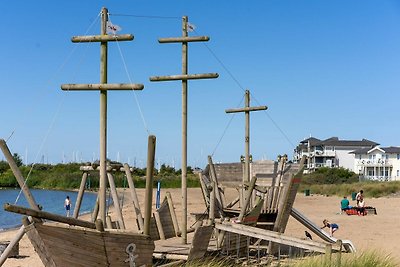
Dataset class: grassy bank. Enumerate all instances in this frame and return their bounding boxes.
[0,162,200,190]
[298,181,400,198]
[299,167,400,198]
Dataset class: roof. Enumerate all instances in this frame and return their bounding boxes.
[351,146,400,154]
[312,137,379,147]
[299,137,321,145]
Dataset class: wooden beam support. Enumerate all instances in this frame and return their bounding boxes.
[73,172,88,218]
[71,34,134,43]
[61,83,144,91]
[150,73,218,82]
[158,36,209,43]
[0,139,40,211]
[4,203,96,229]
[225,106,268,113]
[143,135,156,236]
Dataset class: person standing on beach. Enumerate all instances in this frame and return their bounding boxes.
[356,190,364,206]
[64,196,71,217]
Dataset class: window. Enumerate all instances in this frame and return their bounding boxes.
[397,154,400,160]
[359,155,362,160]
[397,170,400,177]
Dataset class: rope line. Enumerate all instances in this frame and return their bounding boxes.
[15,94,68,204]
[109,13,180,20]
[211,94,245,156]
[252,95,296,149]
[194,29,247,93]
[193,28,296,151]
[109,17,151,135]
[14,13,101,205]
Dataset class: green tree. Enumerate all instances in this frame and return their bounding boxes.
[13,153,23,167]
[0,160,9,174]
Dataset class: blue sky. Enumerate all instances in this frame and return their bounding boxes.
[1,1,400,168]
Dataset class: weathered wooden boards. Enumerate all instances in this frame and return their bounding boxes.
[153,225,213,261]
[215,222,332,254]
[24,221,154,267]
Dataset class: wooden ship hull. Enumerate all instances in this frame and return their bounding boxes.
[24,220,154,267]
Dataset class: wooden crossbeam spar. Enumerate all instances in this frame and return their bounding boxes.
[225,106,268,113]
[150,73,219,82]
[71,34,134,43]
[4,203,97,229]
[61,83,144,91]
[158,36,209,43]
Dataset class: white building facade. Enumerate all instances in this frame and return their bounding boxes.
[294,137,378,173]
[352,146,400,181]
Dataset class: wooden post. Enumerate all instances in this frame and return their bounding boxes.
[61,7,143,225]
[123,163,144,231]
[225,91,267,185]
[143,135,156,236]
[107,173,125,229]
[98,7,108,225]
[95,219,105,232]
[325,244,332,265]
[0,139,39,210]
[106,215,113,229]
[238,176,257,222]
[91,196,99,222]
[181,16,189,244]
[336,239,343,266]
[208,156,224,215]
[149,17,218,244]
[73,172,88,218]
[209,178,216,223]
[0,225,25,265]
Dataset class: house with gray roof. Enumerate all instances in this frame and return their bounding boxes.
[351,146,400,181]
[294,137,379,173]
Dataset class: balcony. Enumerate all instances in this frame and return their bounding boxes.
[314,150,335,157]
[357,159,392,167]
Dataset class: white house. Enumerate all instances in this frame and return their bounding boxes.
[351,146,400,181]
[294,137,378,173]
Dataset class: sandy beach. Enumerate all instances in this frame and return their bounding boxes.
[1,188,399,266]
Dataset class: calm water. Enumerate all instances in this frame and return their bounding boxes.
[0,189,97,230]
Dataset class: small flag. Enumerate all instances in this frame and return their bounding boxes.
[107,21,121,35]
[187,22,196,32]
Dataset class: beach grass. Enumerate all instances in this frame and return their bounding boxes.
[299,181,400,198]
[179,251,397,267]
[289,250,397,267]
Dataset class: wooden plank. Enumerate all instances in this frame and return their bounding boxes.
[5,203,96,229]
[187,225,213,260]
[149,73,219,82]
[166,191,181,236]
[154,210,165,240]
[71,34,134,43]
[61,83,143,91]
[158,36,210,43]
[24,223,57,267]
[215,222,327,253]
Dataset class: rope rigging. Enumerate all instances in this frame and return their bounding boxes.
[108,16,151,136]
[13,12,101,205]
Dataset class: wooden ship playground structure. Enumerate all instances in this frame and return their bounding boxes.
[0,7,355,267]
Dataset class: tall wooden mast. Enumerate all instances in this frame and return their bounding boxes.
[61,7,144,224]
[225,90,267,184]
[150,16,218,243]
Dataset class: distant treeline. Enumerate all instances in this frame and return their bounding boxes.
[0,153,200,189]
